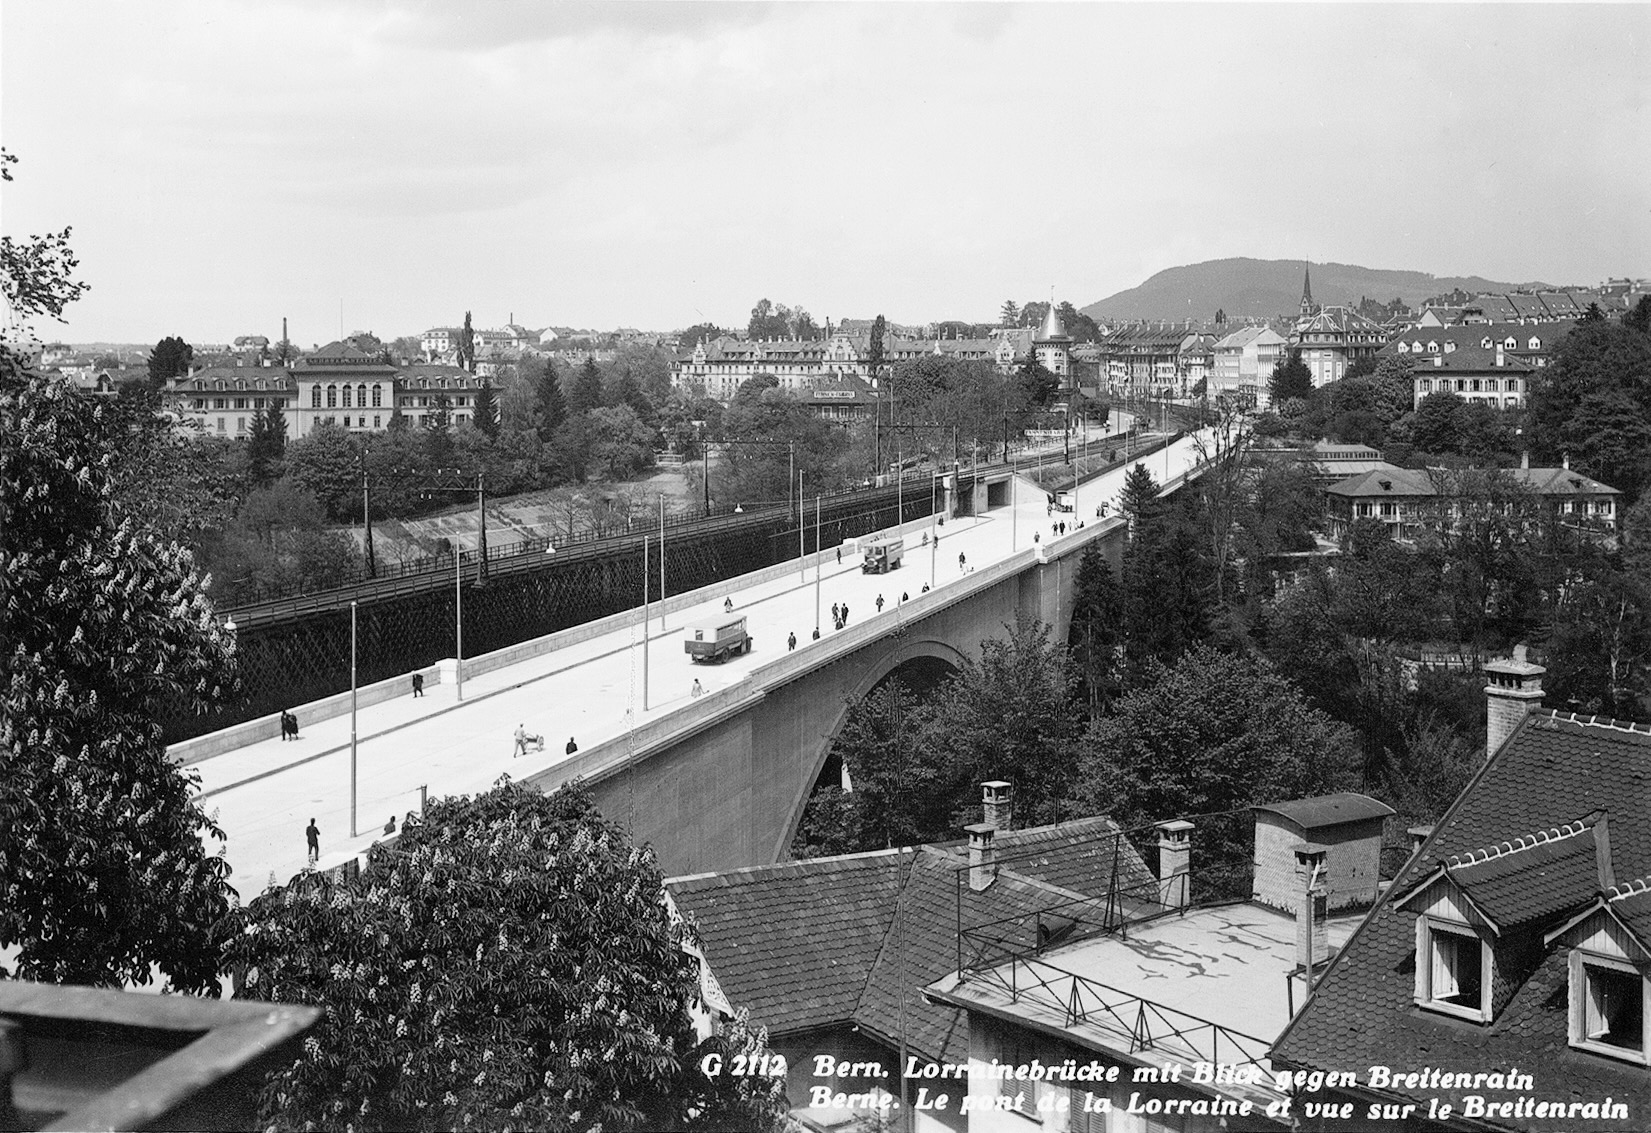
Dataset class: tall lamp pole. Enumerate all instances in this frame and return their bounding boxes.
[454,545,464,702]
[814,495,822,636]
[349,600,358,837]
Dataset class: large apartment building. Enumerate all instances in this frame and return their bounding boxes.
[159,340,490,439]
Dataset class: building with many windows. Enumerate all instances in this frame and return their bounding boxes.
[1323,461,1621,545]
[1383,320,1575,410]
[670,329,1032,404]
[1272,652,1651,1130]
[158,341,492,439]
[1210,325,1288,408]
[1290,305,1387,388]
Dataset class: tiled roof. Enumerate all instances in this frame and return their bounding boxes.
[669,851,904,1036]
[1324,467,1436,498]
[1435,815,1609,930]
[1273,711,1651,1127]
[853,848,1089,1062]
[668,818,1152,1060]
[1509,467,1620,496]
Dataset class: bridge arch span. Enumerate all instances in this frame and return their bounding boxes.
[775,637,967,861]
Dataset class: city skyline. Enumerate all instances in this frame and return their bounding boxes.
[3,1,1648,343]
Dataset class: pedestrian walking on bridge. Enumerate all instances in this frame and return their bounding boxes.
[305,819,319,864]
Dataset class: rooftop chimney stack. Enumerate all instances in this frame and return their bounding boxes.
[966,824,997,892]
[1484,644,1545,759]
[982,781,1013,832]
[1156,820,1195,909]
[1295,843,1330,990]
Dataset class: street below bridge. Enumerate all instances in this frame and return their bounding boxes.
[182,427,1217,895]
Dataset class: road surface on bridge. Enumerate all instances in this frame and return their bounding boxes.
[186,428,1216,895]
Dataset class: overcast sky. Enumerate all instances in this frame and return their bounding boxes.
[3,1,1648,345]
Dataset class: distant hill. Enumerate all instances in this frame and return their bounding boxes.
[1082,258,1553,322]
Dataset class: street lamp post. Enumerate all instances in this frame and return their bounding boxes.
[349,599,358,838]
[454,545,464,702]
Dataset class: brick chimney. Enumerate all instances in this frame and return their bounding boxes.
[966,824,997,892]
[982,781,1013,831]
[1295,842,1329,990]
[1156,820,1194,909]
[1408,824,1434,857]
[1484,644,1545,759]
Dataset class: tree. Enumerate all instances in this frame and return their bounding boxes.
[1068,644,1357,831]
[747,299,791,340]
[679,322,723,350]
[1268,348,1313,405]
[1,350,238,991]
[1410,390,1466,454]
[931,617,1082,827]
[246,400,287,484]
[584,404,655,480]
[1067,545,1124,718]
[535,357,567,442]
[147,335,194,388]
[1000,300,1020,328]
[457,310,476,373]
[1118,464,1159,529]
[225,780,787,1132]
[867,314,886,385]
[1119,494,1217,676]
[793,681,949,856]
[1016,352,1059,409]
[571,357,604,417]
[424,392,454,466]
[0,149,90,334]
[285,422,361,521]
[473,379,500,440]
[1527,315,1651,502]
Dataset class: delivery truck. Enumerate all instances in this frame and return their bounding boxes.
[684,616,752,663]
[861,535,905,574]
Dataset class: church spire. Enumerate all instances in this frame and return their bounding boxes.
[1301,261,1317,316]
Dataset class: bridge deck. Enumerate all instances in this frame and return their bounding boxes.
[181,432,1215,895]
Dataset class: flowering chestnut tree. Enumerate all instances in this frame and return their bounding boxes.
[225,780,788,1132]
[0,347,239,991]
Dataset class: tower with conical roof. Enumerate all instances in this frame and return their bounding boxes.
[1300,262,1318,317]
[1033,301,1072,384]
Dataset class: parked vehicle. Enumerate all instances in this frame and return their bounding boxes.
[861,535,904,574]
[685,616,752,663]
[1054,490,1076,513]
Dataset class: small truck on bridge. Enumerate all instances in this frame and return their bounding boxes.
[861,535,904,574]
[685,616,752,663]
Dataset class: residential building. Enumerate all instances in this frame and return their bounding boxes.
[1272,650,1651,1131]
[670,329,1031,404]
[667,785,1156,1132]
[232,334,270,356]
[1211,325,1288,409]
[1034,303,1073,386]
[421,326,459,358]
[1095,325,1189,398]
[1323,462,1621,544]
[924,794,1392,1131]
[1381,320,1574,410]
[1289,305,1387,388]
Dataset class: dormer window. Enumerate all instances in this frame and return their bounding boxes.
[1417,917,1493,1022]
[1481,337,1493,349]
[1504,337,1518,350]
[1529,337,1542,350]
[1570,952,1648,1064]
[1427,341,1439,354]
